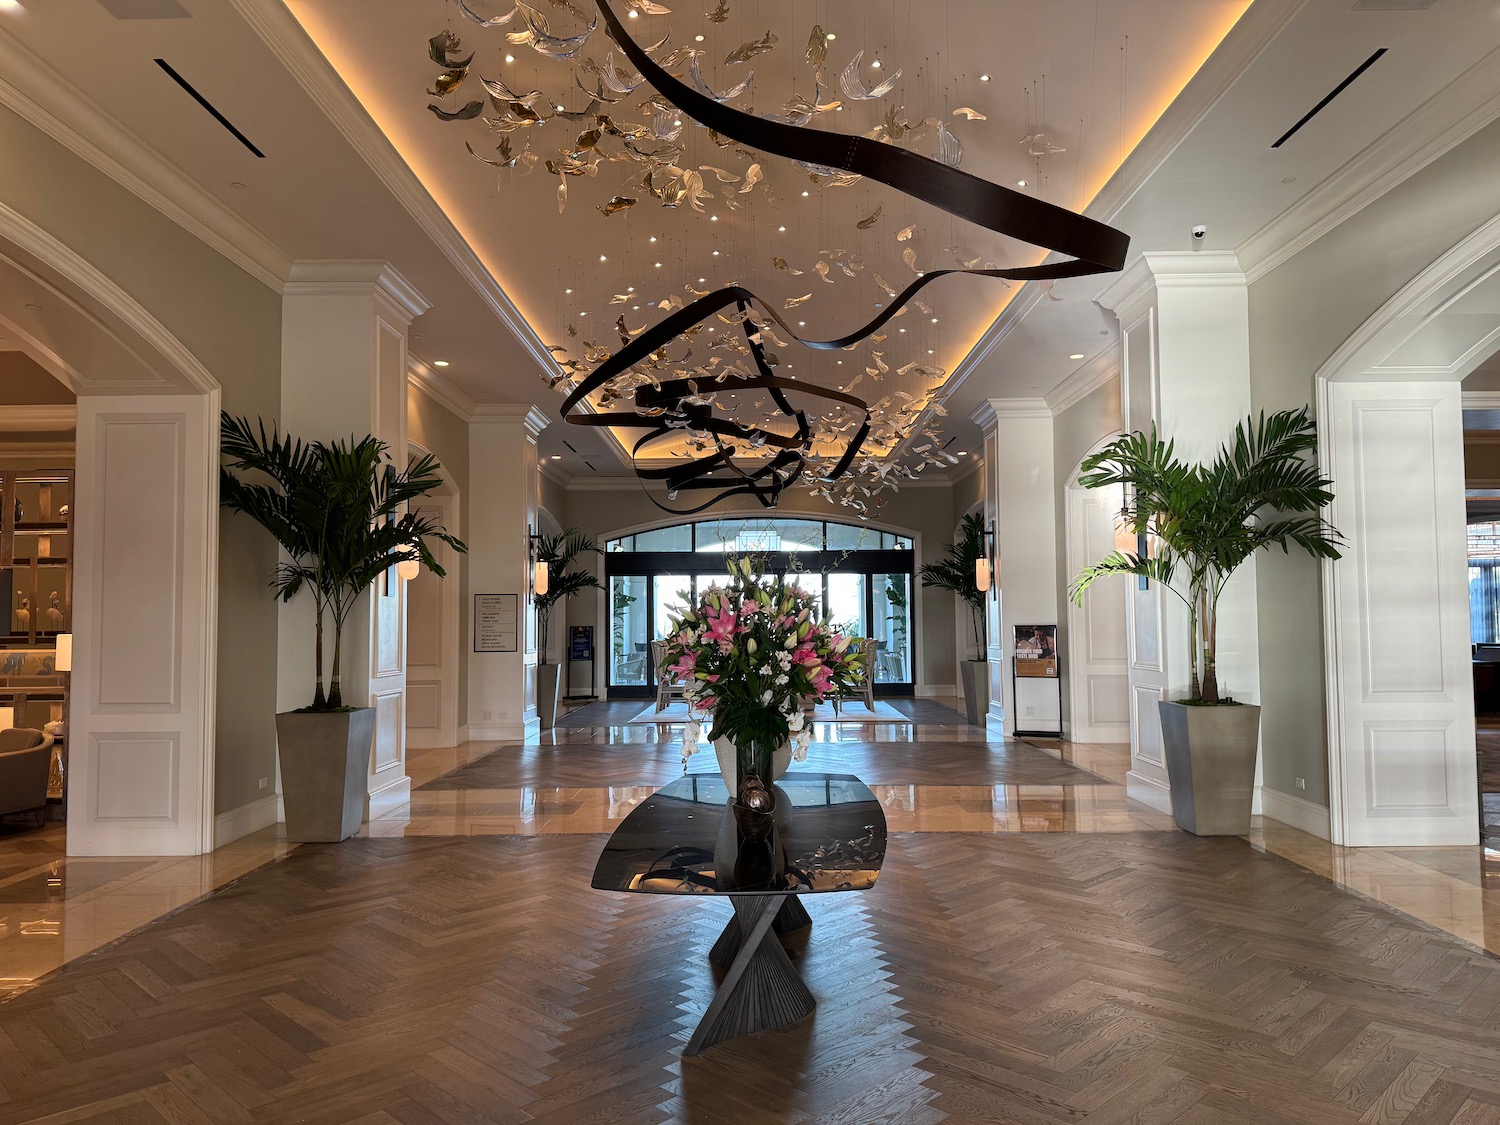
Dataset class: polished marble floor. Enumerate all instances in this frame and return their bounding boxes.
[2,696,1498,1009]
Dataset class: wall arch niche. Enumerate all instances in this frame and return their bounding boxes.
[0,206,220,856]
[1318,214,1500,847]
[597,513,920,701]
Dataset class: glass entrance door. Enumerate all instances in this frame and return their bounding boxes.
[609,575,649,690]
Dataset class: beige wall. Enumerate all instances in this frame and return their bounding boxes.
[561,482,960,694]
[0,103,283,818]
[1248,116,1500,808]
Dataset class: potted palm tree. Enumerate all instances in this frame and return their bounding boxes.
[220,415,465,842]
[533,528,601,729]
[919,512,989,725]
[1069,407,1340,835]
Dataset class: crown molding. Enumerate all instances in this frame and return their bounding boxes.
[1239,44,1500,285]
[232,0,558,378]
[284,260,430,320]
[471,403,551,438]
[0,27,290,292]
[0,441,74,469]
[0,404,75,432]
[1463,391,1500,410]
[406,358,477,422]
[987,397,1053,421]
[538,460,574,488]
[1045,347,1120,417]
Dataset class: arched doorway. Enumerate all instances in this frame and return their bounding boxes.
[0,206,220,856]
[600,515,917,700]
[1318,215,1500,847]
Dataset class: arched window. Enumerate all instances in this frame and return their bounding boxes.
[604,516,915,699]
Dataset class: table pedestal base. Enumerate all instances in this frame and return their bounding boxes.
[686,894,814,1056]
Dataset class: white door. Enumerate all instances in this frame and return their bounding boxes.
[1066,483,1130,742]
[1323,379,1478,846]
[68,394,218,855]
[405,494,458,749]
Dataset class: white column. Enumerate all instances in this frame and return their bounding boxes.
[279,261,429,819]
[466,405,546,741]
[69,392,220,855]
[1096,252,1261,811]
[973,400,1059,738]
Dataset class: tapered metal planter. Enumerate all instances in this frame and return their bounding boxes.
[959,659,990,727]
[1157,701,1261,836]
[275,708,374,843]
[537,664,562,729]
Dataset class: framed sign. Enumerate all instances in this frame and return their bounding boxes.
[473,594,519,653]
[569,625,594,661]
[1013,624,1058,678]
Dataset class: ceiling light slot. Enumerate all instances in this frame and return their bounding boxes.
[154,59,265,157]
[1270,48,1387,149]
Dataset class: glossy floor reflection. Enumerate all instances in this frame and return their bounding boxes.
[4,696,1500,1006]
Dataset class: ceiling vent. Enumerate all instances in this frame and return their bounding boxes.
[1352,0,1434,9]
[96,0,189,17]
[1271,48,1387,148]
[154,59,265,157]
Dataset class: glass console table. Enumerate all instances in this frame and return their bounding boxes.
[592,771,887,1055]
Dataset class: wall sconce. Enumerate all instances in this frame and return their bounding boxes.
[528,526,549,598]
[54,633,72,673]
[395,554,420,582]
[975,521,997,597]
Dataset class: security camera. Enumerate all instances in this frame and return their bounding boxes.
[1191,225,1207,240]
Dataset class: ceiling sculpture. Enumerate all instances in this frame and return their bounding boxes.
[420,0,1129,513]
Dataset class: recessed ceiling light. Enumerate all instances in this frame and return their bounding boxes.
[836,359,843,365]
[550,455,562,460]
[627,285,635,291]
[778,225,786,232]
[627,8,637,15]
[798,321,806,326]
[1017,179,1027,188]
[979,73,990,82]
[654,262,662,268]
[930,317,939,323]
[711,214,718,221]
[1281,175,1297,184]
[674,119,682,127]
[505,54,515,63]
[633,304,641,310]
[698,277,706,282]
[229,181,246,190]
[899,327,906,333]
[870,59,882,69]
[649,235,657,242]
[928,349,935,354]
[712,250,720,255]
[801,191,810,197]
[580,311,588,316]
[957,451,968,456]
[555,104,565,111]
[599,254,607,262]
[1069,353,1085,360]
[826,32,836,40]
[432,360,450,367]
[564,288,573,293]
[695,33,704,41]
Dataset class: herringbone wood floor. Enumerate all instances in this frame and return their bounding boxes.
[4,831,1500,1124]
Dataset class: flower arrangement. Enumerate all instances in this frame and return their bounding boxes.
[661,557,865,786]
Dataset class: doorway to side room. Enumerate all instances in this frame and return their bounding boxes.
[403,443,461,751]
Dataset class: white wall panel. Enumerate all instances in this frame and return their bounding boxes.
[69,394,217,855]
[1325,381,1477,846]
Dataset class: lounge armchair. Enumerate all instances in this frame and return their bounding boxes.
[0,727,54,828]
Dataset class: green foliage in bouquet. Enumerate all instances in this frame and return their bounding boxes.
[660,557,865,784]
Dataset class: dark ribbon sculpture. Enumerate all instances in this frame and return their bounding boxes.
[561,0,1131,512]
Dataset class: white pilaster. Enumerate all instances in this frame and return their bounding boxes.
[1096,252,1261,811]
[279,260,429,819]
[466,405,547,741]
[974,400,1059,738]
